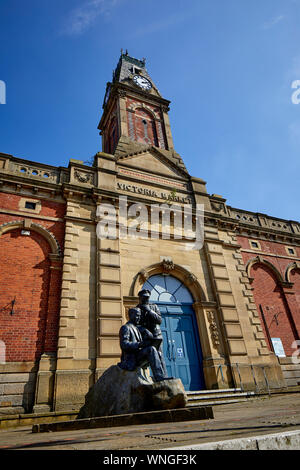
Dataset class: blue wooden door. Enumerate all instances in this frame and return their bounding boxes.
[159,303,205,390]
[142,275,205,391]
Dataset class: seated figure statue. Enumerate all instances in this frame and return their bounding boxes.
[136,289,168,376]
[118,307,169,382]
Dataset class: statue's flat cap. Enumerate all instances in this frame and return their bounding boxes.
[138,289,151,297]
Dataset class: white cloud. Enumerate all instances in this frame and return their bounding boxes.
[62,0,118,36]
[262,14,285,30]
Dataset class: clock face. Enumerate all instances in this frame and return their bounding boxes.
[133,75,152,91]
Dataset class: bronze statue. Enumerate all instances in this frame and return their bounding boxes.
[118,306,169,382]
[136,289,168,376]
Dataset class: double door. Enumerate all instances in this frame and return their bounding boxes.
[158,303,205,391]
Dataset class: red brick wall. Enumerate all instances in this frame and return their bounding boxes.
[0,193,65,362]
[290,268,300,308]
[134,108,158,146]
[0,193,65,248]
[238,235,300,356]
[250,263,296,355]
[0,228,52,361]
[126,97,167,149]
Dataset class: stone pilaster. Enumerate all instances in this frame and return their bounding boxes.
[204,236,247,359]
[53,193,97,410]
[96,227,123,379]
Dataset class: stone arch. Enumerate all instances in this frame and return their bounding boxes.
[247,256,298,356]
[285,261,300,283]
[0,220,62,257]
[127,102,159,120]
[0,219,62,366]
[130,260,207,303]
[246,256,284,284]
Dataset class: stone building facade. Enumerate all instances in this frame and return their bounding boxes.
[0,53,300,414]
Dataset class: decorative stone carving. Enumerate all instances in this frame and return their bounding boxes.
[161,259,174,273]
[207,311,220,348]
[211,202,224,213]
[117,89,127,98]
[184,273,197,285]
[74,170,94,185]
[138,269,149,283]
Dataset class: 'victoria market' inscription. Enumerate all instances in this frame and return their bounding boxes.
[117,182,192,204]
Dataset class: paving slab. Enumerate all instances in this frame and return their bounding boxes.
[0,394,300,450]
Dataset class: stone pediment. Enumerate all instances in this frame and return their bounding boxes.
[117,146,189,180]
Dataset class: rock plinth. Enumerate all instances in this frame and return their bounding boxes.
[77,365,187,419]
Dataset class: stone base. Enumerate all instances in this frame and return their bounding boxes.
[77,365,187,419]
[33,406,214,433]
[32,404,51,414]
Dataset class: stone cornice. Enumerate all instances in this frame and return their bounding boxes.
[1,154,299,244]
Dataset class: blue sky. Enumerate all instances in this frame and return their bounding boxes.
[0,0,299,220]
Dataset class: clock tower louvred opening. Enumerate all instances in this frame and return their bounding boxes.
[98,51,182,160]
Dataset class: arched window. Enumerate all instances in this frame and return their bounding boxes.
[142,274,194,303]
[135,108,158,146]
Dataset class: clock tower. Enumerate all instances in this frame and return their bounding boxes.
[98,51,187,173]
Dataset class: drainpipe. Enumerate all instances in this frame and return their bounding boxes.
[259,304,275,354]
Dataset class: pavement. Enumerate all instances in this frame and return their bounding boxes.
[1,393,300,450]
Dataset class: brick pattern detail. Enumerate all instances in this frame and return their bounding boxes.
[0,193,64,363]
[250,264,296,356]
[238,235,300,356]
[290,268,300,299]
[0,229,60,361]
[0,192,65,220]
[126,97,166,149]
[0,193,65,249]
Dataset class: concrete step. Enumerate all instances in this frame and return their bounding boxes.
[186,388,242,396]
[187,397,252,407]
[187,391,255,402]
[186,388,256,407]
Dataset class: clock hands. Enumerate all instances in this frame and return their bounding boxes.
[133,74,152,90]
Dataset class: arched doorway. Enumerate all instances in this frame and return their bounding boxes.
[250,263,297,356]
[142,274,205,391]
